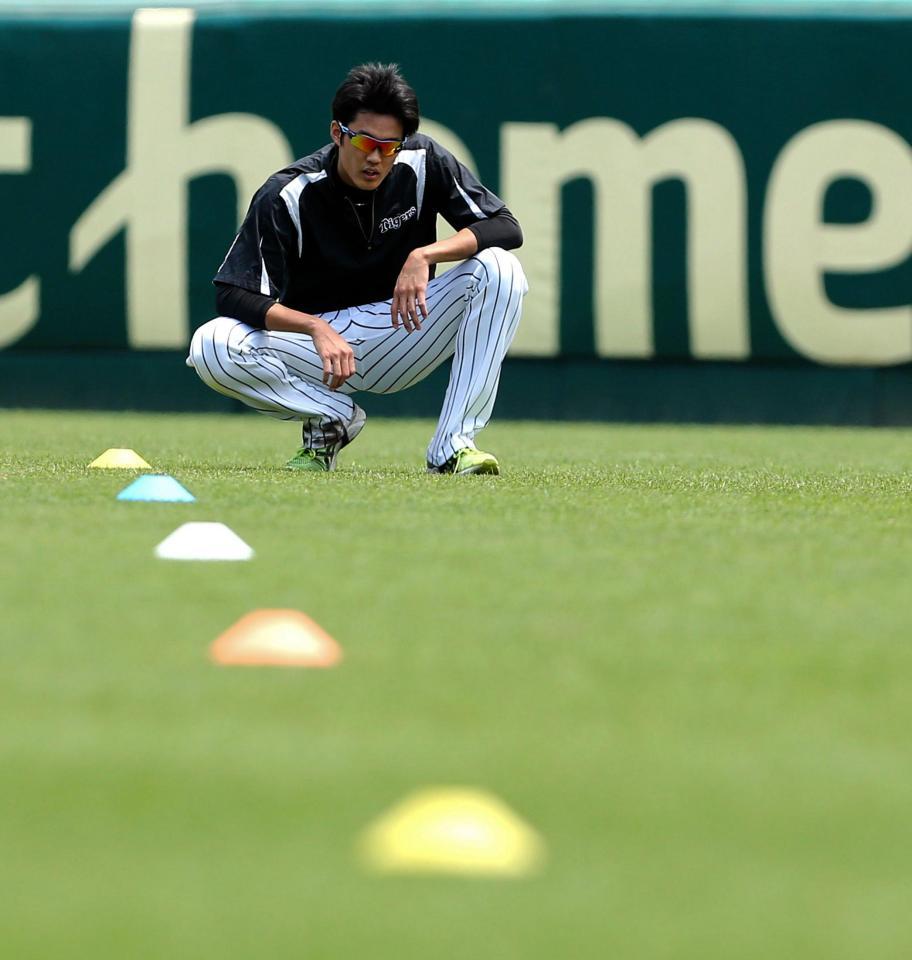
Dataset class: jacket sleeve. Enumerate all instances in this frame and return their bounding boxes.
[467,207,523,252]
[428,138,523,249]
[214,281,275,329]
[212,179,299,302]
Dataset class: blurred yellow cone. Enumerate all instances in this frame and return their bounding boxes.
[88,448,151,469]
[358,787,546,877]
[210,609,341,667]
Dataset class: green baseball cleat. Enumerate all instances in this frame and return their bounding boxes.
[427,448,500,475]
[285,446,334,471]
[285,405,366,472]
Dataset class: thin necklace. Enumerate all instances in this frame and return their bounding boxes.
[346,194,376,251]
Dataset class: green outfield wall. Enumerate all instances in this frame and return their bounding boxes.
[1,3,911,421]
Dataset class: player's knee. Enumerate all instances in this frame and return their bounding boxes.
[189,317,233,369]
[475,247,528,295]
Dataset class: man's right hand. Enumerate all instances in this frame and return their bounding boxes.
[310,321,356,390]
[265,304,355,391]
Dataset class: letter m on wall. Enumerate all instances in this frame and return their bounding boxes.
[502,118,749,360]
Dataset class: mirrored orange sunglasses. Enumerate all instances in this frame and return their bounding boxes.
[336,121,405,158]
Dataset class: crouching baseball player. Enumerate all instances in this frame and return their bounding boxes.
[187,62,527,475]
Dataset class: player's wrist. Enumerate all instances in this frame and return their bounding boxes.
[265,302,323,335]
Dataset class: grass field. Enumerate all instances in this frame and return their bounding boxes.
[2,409,911,959]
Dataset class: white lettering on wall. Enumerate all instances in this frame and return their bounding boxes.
[0,118,39,348]
[502,118,749,359]
[69,7,293,349]
[765,120,912,365]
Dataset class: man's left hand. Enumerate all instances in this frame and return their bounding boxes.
[391,250,430,333]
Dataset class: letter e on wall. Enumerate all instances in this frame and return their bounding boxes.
[765,120,912,365]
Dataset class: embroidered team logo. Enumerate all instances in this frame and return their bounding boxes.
[379,205,417,234]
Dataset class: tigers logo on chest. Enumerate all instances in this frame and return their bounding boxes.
[379,206,418,234]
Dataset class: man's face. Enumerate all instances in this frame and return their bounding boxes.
[331,111,404,191]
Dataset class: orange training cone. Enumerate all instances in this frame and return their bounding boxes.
[209,609,342,668]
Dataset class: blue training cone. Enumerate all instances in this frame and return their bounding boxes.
[117,474,196,503]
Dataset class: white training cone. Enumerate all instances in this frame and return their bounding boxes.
[89,448,152,469]
[357,787,546,877]
[154,522,253,561]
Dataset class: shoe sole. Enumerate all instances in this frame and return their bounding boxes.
[285,459,329,472]
[427,456,500,475]
[455,460,499,475]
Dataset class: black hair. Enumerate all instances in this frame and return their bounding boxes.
[332,63,420,136]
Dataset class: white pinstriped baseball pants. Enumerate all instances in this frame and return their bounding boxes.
[187,247,528,467]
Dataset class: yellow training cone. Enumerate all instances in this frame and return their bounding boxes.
[88,448,152,469]
[358,787,546,877]
[209,609,342,667]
